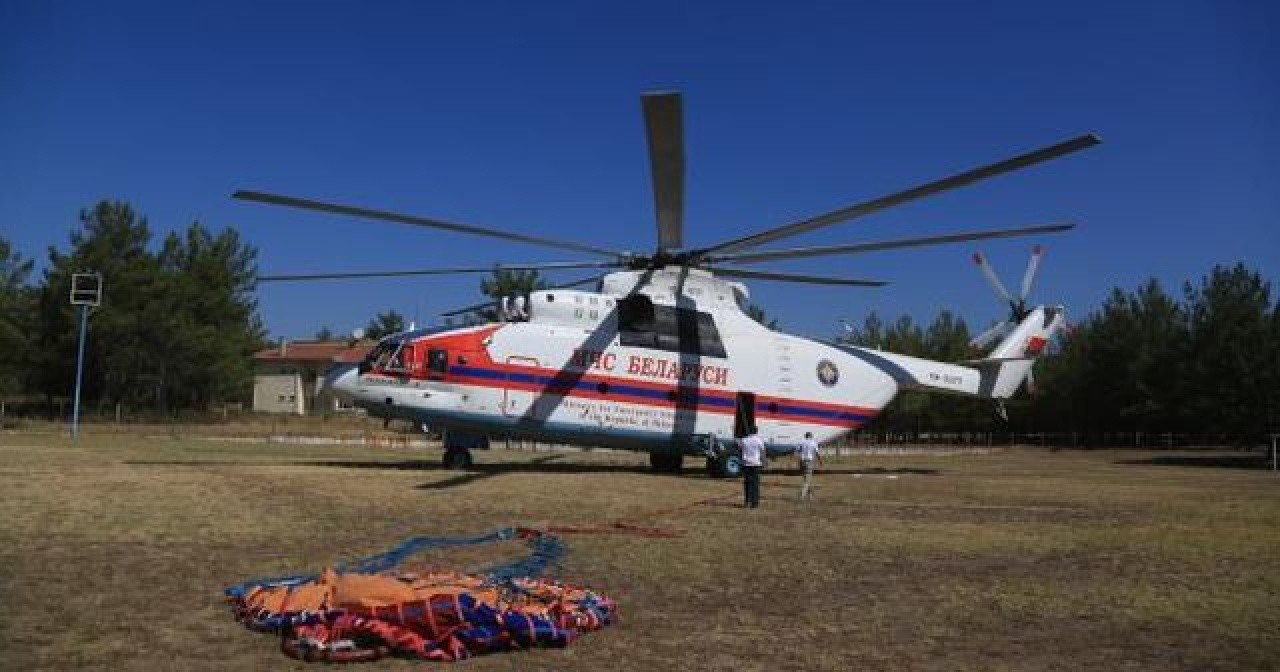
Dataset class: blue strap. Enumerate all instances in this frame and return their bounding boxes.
[225,526,567,599]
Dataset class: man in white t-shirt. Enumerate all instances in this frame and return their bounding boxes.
[796,431,823,500]
[739,427,765,509]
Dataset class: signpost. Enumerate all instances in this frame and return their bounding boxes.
[69,273,102,440]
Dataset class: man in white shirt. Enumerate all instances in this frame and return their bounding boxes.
[739,427,765,509]
[796,431,823,501]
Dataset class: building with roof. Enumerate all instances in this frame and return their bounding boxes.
[252,339,373,414]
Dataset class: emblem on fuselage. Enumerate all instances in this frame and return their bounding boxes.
[816,359,839,387]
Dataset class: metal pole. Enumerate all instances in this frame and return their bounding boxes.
[71,303,89,440]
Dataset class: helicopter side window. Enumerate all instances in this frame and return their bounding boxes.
[662,307,725,358]
[617,295,725,358]
[652,306,681,351]
[618,295,657,349]
[427,348,449,379]
[692,310,726,358]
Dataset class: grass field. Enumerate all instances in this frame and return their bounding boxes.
[1,433,1277,671]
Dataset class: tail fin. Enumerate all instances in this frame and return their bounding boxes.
[971,305,1065,398]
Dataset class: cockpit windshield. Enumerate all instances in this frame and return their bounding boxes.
[363,341,409,373]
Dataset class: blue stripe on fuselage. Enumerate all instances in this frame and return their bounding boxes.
[448,364,870,423]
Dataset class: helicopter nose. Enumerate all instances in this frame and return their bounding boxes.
[321,362,360,400]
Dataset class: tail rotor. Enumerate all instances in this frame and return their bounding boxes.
[973,251,1017,308]
[1019,245,1044,304]
[969,246,1047,350]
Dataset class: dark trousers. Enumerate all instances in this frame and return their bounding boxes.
[742,465,761,508]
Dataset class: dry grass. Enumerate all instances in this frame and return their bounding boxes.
[1,431,1278,671]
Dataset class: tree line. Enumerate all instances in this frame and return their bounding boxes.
[1025,265,1278,443]
[839,264,1279,444]
[1,201,264,416]
[2,200,1277,442]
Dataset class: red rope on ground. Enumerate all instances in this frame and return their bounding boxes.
[537,492,739,539]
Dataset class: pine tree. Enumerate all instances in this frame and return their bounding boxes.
[28,202,266,415]
[1182,264,1275,442]
[0,238,34,399]
[364,310,407,339]
[475,268,550,322]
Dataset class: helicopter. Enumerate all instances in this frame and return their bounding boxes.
[236,91,1098,476]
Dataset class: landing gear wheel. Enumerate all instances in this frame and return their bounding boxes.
[709,454,743,479]
[649,452,683,474]
[442,448,473,470]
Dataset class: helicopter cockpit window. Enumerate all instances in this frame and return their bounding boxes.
[618,295,725,358]
[364,341,409,374]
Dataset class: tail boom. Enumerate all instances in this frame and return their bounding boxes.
[835,305,1064,400]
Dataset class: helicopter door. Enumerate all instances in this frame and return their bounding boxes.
[503,356,539,418]
[734,391,756,438]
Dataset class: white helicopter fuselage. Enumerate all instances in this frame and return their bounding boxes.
[326,268,1059,461]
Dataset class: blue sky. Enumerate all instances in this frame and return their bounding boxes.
[2,1,1276,341]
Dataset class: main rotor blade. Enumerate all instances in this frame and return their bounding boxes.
[973,252,1015,304]
[439,297,503,318]
[710,267,887,287]
[258,260,624,283]
[233,190,626,259]
[642,91,684,252]
[437,274,609,317]
[693,133,1100,258]
[1020,244,1044,300]
[704,223,1074,265]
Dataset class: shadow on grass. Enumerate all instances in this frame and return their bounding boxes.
[126,457,938,491]
[126,459,442,470]
[130,454,662,489]
[411,462,937,491]
[1116,453,1273,470]
[781,467,938,477]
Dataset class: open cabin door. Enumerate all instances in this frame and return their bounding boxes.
[734,391,756,438]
